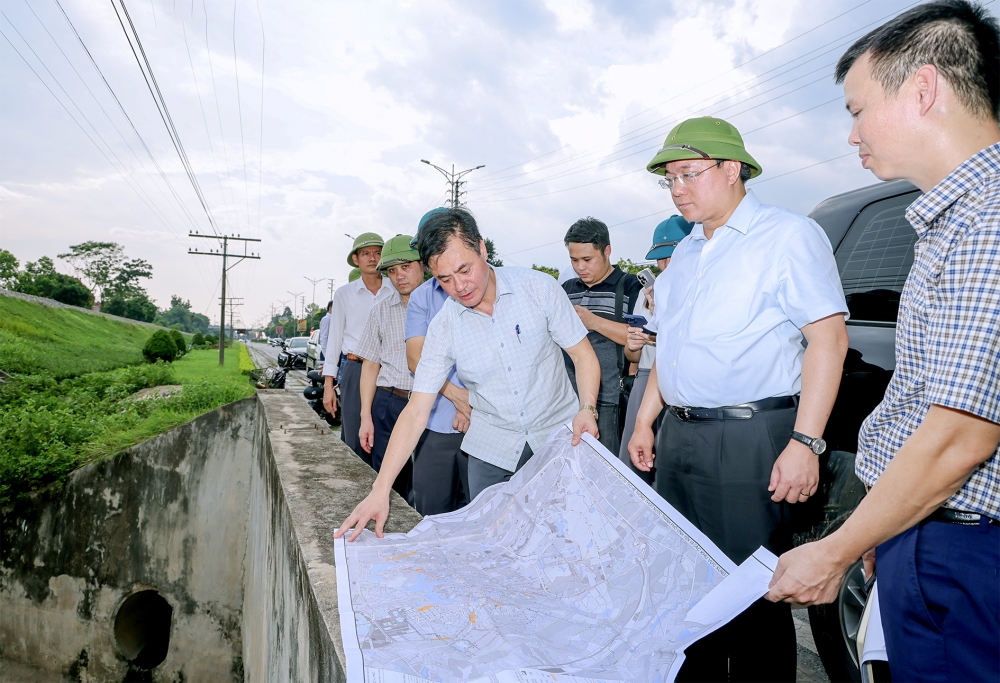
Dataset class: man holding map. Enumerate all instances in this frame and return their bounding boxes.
[336,208,602,541]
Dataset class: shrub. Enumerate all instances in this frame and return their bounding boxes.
[191,332,205,347]
[204,334,219,345]
[237,343,254,375]
[169,329,186,356]
[142,330,177,363]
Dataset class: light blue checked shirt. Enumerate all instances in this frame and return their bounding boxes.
[405,278,464,434]
[857,143,1000,519]
[412,267,587,471]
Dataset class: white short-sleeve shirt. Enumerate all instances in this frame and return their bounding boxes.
[653,190,847,408]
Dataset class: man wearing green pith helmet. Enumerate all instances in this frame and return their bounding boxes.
[628,117,849,681]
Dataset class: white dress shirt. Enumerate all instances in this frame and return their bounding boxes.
[652,190,847,408]
[318,312,332,352]
[412,267,587,471]
[322,276,393,379]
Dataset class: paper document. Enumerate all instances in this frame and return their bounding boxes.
[335,426,776,682]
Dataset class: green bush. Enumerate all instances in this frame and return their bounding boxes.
[169,329,186,356]
[143,330,177,363]
[191,332,205,347]
[204,334,219,345]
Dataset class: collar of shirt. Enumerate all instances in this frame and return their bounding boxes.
[906,143,1000,236]
[458,266,510,316]
[689,189,761,240]
[349,275,392,299]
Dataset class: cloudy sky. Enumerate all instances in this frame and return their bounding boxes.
[1,0,948,327]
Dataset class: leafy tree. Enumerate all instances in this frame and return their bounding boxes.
[142,330,177,363]
[58,241,123,303]
[616,258,660,276]
[169,329,186,355]
[3,253,94,307]
[102,292,157,322]
[0,249,18,288]
[531,264,559,279]
[155,296,210,334]
[485,238,503,267]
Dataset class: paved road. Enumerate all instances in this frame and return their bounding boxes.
[244,344,832,682]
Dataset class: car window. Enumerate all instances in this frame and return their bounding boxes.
[835,191,920,323]
[290,338,307,348]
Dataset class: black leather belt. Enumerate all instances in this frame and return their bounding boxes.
[378,385,411,400]
[669,395,799,422]
[928,507,1000,526]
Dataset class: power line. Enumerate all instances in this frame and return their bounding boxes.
[232,0,251,228]
[110,0,222,236]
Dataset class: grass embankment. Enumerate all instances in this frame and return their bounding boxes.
[0,294,255,506]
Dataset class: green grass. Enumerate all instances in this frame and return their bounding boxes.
[0,346,255,507]
[0,295,156,378]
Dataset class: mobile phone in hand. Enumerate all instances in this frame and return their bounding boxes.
[636,268,656,289]
[623,314,655,336]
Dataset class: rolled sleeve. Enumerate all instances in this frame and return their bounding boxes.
[405,284,431,340]
[925,227,1000,423]
[775,220,848,328]
[412,313,455,395]
[354,309,382,365]
[542,274,588,349]
[322,294,348,377]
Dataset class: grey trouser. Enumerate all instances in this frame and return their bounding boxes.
[413,430,469,516]
[657,405,797,682]
[618,369,662,485]
[467,443,533,501]
[596,401,619,455]
[338,358,366,464]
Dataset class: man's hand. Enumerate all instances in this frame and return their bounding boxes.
[628,425,655,471]
[766,538,856,605]
[323,377,338,416]
[443,382,472,422]
[453,411,470,433]
[573,305,598,331]
[572,409,599,446]
[626,327,654,352]
[334,488,391,541]
[769,441,819,503]
[643,286,654,315]
[359,414,375,453]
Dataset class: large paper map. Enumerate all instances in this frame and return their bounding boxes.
[335,427,776,683]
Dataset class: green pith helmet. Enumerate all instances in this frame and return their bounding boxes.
[410,207,449,248]
[377,234,420,272]
[646,116,762,179]
[347,232,385,266]
[348,267,361,282]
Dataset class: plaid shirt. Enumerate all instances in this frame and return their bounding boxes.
[856,143,1000,519]
[354,290,413,391]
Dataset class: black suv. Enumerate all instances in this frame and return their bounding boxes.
[798,178,920,682]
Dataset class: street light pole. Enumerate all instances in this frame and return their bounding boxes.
[420,160,485,208]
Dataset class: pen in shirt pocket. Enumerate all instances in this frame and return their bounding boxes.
[516,325,522,343]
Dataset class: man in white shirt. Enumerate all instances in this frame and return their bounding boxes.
[323,233,393,463]
[628,117,848,681]
[336,208,601,541]
[317,300,333,369]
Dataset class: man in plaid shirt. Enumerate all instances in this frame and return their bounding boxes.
[768,3,1000,680]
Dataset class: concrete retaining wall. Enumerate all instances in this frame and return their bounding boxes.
[0,390,422,682]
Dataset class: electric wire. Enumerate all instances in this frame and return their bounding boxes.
[202,0,240,233]
[232,0,251,229]
[110,0,222,237]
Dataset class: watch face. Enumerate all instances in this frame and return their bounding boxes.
[812,438,827,455]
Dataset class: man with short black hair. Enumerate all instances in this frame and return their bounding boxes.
[768,3,1000,680]
[562,217,642,454]
[336,208,602,540]
[318,299,333,370]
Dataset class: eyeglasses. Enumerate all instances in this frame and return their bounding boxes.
[658,160,722,189]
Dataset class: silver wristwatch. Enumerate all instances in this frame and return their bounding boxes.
[790,430,827,455]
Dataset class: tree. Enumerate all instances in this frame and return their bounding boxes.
[102,292,157,322]
[58,241,123,304]
[531,264,559,279]
[156,296,210,334]
[191,332,205,347]
[169,329,187,355]
[143,330,177,363]
[58,242,154,314]
[0,249,18,288]
[3,253,94,307]
[616,258,660,276]
[485,238,503,267]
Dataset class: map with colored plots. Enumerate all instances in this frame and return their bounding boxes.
[335,427,775,683]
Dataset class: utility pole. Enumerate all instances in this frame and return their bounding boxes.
[221,297,244,348]
[287,290,303,329]
[420,160,485,208]
[304,276,324,307]
[188,232,261,366]
[326,278,336,303]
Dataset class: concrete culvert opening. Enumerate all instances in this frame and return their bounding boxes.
[113,590,173,670]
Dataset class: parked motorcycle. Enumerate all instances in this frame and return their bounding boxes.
[250,366,286,389]
[277,348,307,370]
[304,370,341,428]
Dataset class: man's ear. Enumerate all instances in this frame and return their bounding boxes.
[603,245,612,261]
[913,64,939,117]
[351,253,358,266]
[479,240,488,260]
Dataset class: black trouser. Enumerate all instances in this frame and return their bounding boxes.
[657,406,797,682]
[412,430,469,516]
[338,356,367,464]
[371,389,413,504]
